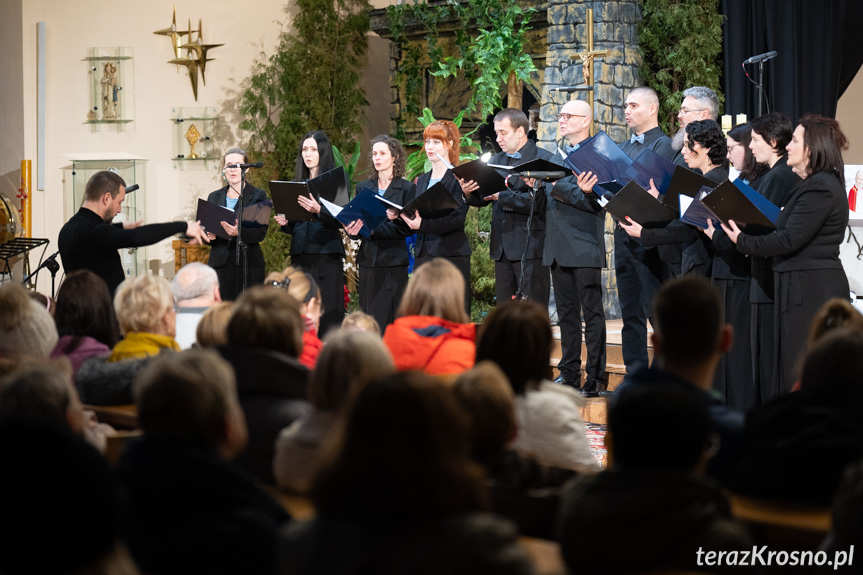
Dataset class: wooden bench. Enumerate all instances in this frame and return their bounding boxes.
[728,493,831,550]
[83,404,139,430]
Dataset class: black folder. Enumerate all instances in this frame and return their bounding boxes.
[701,179,779,232]
[195,198,274,240]
[309,166,350,205]
[450,159,507,197]
[679,186,718,229]
[377,182,459,220]
[604,181,678,229]
[661,166,718,212]
[268,181,316,222]
[320,188,389,238]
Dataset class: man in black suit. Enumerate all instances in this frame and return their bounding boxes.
[465,108,553,306]
[546,99,607,396]
[615,87,677,376]
[59,170,207,294]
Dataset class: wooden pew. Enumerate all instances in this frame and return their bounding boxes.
[728,493,831,550]
[83,403,139,430]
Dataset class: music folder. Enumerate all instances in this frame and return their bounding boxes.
[376,182,458,220]
[195,198,274,240]
[268,181,316,222]
[308,166,350,205]
[701,178,779,232]
[679,186,718,229]
[450,159,507,198]
[661,166,718,212]
[320,188,389,238]
[564,131,633,196]
[623,148,678,196]
[604,181,678,228]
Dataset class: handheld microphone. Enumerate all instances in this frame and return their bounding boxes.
[225,162,264,169]
[743,51,777,65]
[510,170,568,181]
[124,184,140,193]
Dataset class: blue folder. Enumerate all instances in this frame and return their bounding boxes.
[623,148,678,196]
[322,187,389,238]
[701,178,779,231]
[679,186,719,229]
[564,131,633,196]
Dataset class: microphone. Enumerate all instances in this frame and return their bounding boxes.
[124,184,139,193]
[743,51,777,65]
[510,170,568,181]
[225,162,264,169]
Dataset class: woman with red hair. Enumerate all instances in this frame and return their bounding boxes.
[399,120,472,313]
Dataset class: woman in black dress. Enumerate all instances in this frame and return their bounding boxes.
[274,131,345,336]
[205,147,269,300]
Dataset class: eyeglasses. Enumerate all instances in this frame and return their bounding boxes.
[727,143,741,153]
[678,108,705,117]
[557,113,587,122]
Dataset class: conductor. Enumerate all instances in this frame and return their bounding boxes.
[59,170,208,293]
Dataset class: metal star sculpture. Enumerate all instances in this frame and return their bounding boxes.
[155,9,221,101]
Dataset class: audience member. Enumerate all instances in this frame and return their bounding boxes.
[194,301,233,348]
[0,423,136,575]
[732,327,863,505]
[171,262,221,349]
[475,299,599,472]
[558,385,754,575]
[277,370,532,575]
[274,329,395,493]
[452,361,576,539]
[341,310,381,336]
[0,283,59,364]
[266,267,324,368]
[819,459,863,573]
[51,270,119,377]
[0,359,115,452]
[219,285,311,483]
[119,349,289,575]
[614,277,743,483]
[382,258,476,376]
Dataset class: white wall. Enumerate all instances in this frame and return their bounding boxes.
[20,0,289,292]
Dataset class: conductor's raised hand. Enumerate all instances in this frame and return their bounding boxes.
[298,193,321,215]
[185,220,209,245]
[575,171,598,194]
[122,220,143,230]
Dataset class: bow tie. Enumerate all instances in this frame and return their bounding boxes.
[630,134,645,144]
[506,152,522,159]
[564,143,580,154]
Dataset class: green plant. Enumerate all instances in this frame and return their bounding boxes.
[637,0,724,134]
[467,205,495,322]
[333,142,364,196]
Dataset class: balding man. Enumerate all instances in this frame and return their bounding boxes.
[546,100,607,396]
[171,262,222,349]
[672,86,720,153]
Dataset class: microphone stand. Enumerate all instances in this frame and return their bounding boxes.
[756,60,765,118]
[234,167,249,295]
[22,250,61,299]
[514,177,543,301]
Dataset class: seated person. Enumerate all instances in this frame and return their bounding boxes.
[218,285,311,484]
[452,361,576,539]
[119,349,290,575]
[732,327,863,506]
[266,267,324,368]
[475,299,599,472]
[273,329,395,493]
[277,371,532,575]
[194,301,233,348]
[51,270,120,377]
[76,274,180,405]
[382,258,475,376]
[0,359,115,452]
[0,283,59,369]
[614,276,744,484]
[341,311,381,336]
[558,385,753,575]
[171,262,222,349]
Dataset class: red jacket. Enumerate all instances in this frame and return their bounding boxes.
[300,328,323,369]
[382,315,476,376]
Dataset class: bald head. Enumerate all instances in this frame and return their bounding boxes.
[558,99,593,144]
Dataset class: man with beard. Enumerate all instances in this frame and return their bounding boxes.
[671,86,720,160]
[59,170,207,294]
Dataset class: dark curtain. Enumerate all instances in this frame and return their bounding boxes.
[720,0,863,122]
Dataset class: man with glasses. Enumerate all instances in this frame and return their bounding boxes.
[546,99,608,396]
[672,86,720,153]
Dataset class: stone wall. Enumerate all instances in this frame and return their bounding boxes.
[538,0,642,318]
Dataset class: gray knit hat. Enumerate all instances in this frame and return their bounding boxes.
[0,285,59,359]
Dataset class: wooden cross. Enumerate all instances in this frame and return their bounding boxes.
[552,8,607,135]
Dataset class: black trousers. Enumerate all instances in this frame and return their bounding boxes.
[713,278,755,411]
[359,264,409,329]
[291,253,345,338]
[213,251,265,302]
[552,263,606,381]
[614,229,663,372]
[494,258,550,307]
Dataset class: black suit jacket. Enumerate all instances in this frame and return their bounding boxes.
[414,170,471,258]
[282,197,345,256]
[543,141,606,269]
[206,184,269,268]
[355,177,416,267]
[466,140,552,261]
